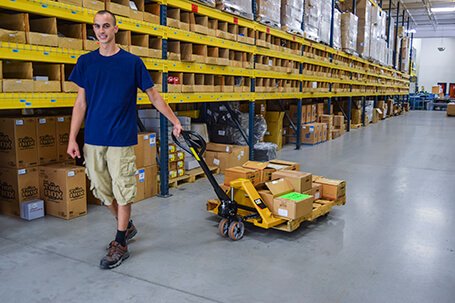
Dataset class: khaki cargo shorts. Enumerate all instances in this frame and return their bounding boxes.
[83,144,137,206]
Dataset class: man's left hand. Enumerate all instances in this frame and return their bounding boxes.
[173,122,183,137]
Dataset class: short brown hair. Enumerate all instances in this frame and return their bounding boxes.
[95,10,117,25]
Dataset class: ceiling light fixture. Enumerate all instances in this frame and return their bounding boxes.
[431,7,455,13]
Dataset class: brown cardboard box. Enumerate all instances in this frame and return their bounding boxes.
[106,0,131,17]
[241,161,272,183]
[304,183,322,200]
[289,104,305,123]
[331,129,341,139]
[257,190,274,211]
[447,103,455,116]
[0,167,39,217]
[134,134,145,168]
[224,166,261,186]
[39,164,87,220]
[264,178,313,219]
[133,168,145,203]
[0,168,40,217]
[206,142,236,153]
[431,85,441,94]
[333,115,344,128]
[56,116,71,162]
[0,12,27,43]
[2,61,33,92]
[33,63,61,92]
[82,0,105,10]
[144,165,158,198]
[36,117,58,165]
[57,23,83,50]
[313,177,346,200]
[142,132,157,166]
[0,117,38,168]
[274,193,313,220]
[351,109,362,124]
[272,170,312,193]
[268,159,300,171]
[318,114,333,125]
[205,145,249,172]
[28,17,59,47]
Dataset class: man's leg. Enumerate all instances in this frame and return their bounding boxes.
[106,199,118,218]
[117,203,131,231]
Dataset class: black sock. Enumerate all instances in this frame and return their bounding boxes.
[127,220,133,229]
[115,230,127,246]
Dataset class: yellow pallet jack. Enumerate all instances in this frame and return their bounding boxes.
[173,131,287,240]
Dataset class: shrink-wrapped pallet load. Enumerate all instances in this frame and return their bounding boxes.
[341,12,358,54]
[256,0,281,28]
[280,0,304,35]
[303,0,321,41]
[216,0,254,20]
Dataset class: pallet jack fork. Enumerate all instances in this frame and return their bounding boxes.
[172,131,285,240]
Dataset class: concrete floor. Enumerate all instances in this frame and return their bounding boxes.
[1,111,454,303]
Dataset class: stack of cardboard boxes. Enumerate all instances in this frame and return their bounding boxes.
[222,159,346,221]
[332,114,346,139]
[0,116,89,220]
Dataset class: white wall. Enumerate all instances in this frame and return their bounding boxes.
[414,38,455,92]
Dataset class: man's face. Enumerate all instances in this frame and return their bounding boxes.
[93,13,118,44]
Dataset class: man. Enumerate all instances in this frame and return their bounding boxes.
[67,10,182,269]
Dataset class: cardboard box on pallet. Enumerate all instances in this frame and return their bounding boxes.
[313,177,346,200]
[224,166,261,186]
[304,183,322,200]
[272,170,312,193]
[0,117,38,168]
[39,164,87,220]
[261,178,314,220]
[0,167,39,217]
[447,103,455,116]
[242,161,275,183]
[133,168,146,203]
[333,115,345,128]
[144,165,158,198]
[36,117,58,165]
[268,159,300,171]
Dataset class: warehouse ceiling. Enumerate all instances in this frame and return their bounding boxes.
[383,0,455,38]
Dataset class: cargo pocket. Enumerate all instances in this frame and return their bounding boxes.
[113,157,137,205]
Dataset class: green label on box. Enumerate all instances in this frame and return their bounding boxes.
[278,192,311,201]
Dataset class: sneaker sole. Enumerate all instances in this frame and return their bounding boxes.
[100,252,130,270]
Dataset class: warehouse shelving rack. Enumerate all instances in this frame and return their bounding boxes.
[0,0,411,195]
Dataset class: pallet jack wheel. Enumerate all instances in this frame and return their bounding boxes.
[218,218,230,237]
[228,221,244,241]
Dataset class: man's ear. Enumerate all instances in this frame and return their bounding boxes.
[114,25,119,33]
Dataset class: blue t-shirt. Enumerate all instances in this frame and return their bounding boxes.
[69,49,154,146]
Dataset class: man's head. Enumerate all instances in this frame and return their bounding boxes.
[93,10,118,45]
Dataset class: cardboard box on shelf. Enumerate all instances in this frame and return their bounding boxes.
[0,117,38,168]
[0,12,27,43]
[2,61,34,92]
[304,183,322,200]
[82,0,105,11]
[224,166,261,186]
[313,177,346,200]
[272,170,312,193]
[28,16,59,47]
[39,164,87,220]
[36,117,58,165]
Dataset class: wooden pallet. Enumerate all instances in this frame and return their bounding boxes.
[187,166,219,183]
[168,174,191,188]
[351,123,362,129]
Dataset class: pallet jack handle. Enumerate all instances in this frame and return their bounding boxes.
[172,131,236,218]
